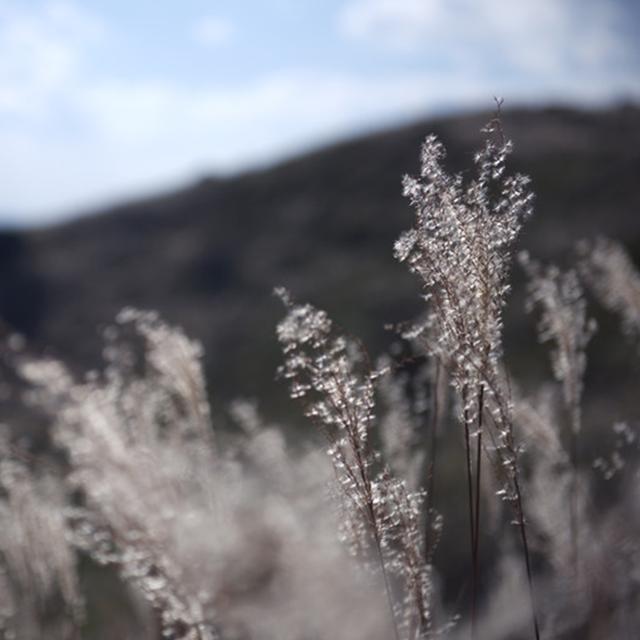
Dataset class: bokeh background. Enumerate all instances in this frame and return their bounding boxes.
[1,2,640,637]
[1,0,640,421]
[1,0,639,420]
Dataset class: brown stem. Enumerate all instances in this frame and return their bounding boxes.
[369,503,401,640]
[569,430,578,576]
[568,397,580,576]
[471,385,484,630]
[513,471,541,640]
[462,386,477,639]
[425,359,442,557]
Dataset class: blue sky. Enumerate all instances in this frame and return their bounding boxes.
[1,0,639,225]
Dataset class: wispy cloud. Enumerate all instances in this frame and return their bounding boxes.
[0,66,486,219]
[9,51,638,221]
[338,0,636,75]
[0,1,103,115]
[192,16,234,47]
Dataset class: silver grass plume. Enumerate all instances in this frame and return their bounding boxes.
[394,115,535,516]
[395,116,533,410]
[377,354,427,492]
[394,113,538,639]
[0,433,82,640]
[519,253,596,438]
[21,310,390,640]
[520,253,596,578]
[578,236,640,341]
[275,288,439,640]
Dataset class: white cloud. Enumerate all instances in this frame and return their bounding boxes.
[192,16,234,47]
[6,57,638,223]
[340,0,443,52]
[0,68,487,221]
[0,1,104,116]
[338,0,633,75]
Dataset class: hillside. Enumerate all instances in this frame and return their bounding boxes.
[1,104,640,428]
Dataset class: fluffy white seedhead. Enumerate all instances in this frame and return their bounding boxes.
[276,290,439,639]
[579,237,640,341]
[395,118,536,529]
[593,421,639,481]
[396,119,533,405]
[115,308,213,446]
[520,252,596,432]
[20,310,392,640]
[377,355,427,492]
[275,288,376,453]
[0,440,82,639]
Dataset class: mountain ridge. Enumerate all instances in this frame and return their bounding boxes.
[1,104,639,427]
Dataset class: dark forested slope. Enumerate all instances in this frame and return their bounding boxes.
[1,105,639,423]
